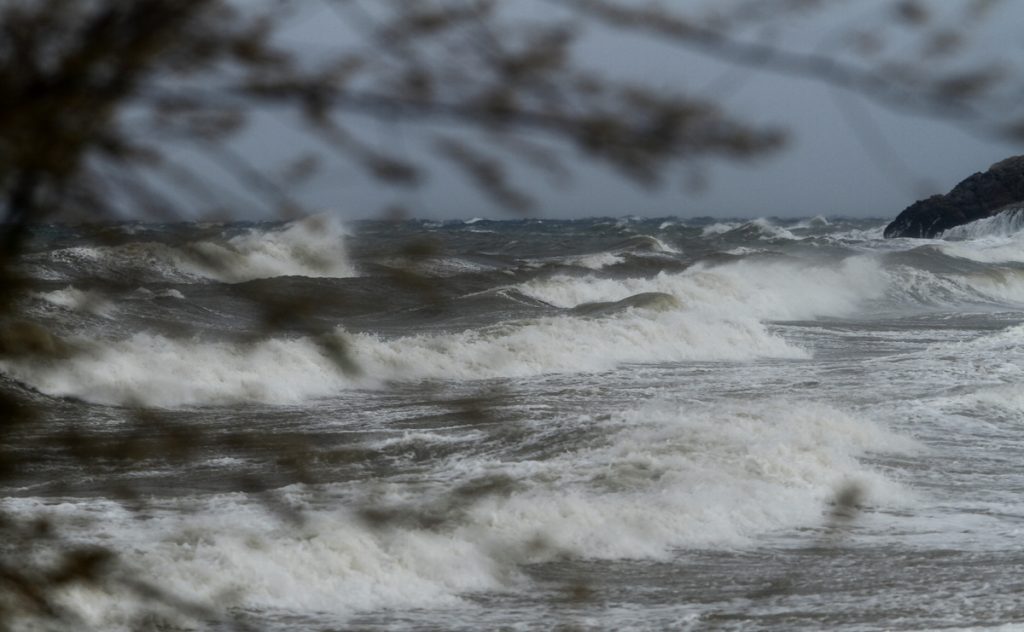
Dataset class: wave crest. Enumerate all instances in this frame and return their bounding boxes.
[941,208,1024,240]
[9,399,915,624]
[30,215,358,284]
[0,308,805,407]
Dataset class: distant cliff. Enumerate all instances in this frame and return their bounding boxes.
[884,156,1024,238]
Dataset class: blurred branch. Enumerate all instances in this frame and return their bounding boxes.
[554,0,1020,141]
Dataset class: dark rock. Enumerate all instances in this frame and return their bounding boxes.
[884,156,1024,238]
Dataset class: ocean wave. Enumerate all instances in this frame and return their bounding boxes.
[611,234,678,254]
[33,286,115,318]
[560,251,625,270]
[373,254,502,278]
[569,291,679,316]
[0,308,806,407]
[934,383,1024,423]
[880,262,1024,309]
[924,209,1024,266]
[940,241,1024,265]
[941,208,1024,240]
[129,287,186,300]
[925,322,1024,367]
[793,215,831,229]
[521,249,1024,320]
[858,323,1024,409]
[705,218,799,242]
[529,236,678,272]
[7,399,915,625]
[824,223,887,243]
[30,215,358,284]
[518,255,887,321]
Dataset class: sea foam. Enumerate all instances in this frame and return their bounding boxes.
[940,208,1024,240]
[33,286,114,317]
[519,255,888,321]
[0,307,806,407]
[9,399,915,626]
[934,209,1024,265]
[35,215,358,284]
[177,214,358,282]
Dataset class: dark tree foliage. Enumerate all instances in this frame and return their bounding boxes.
[0,0,1018,627]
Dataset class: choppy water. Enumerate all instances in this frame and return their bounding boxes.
[4,213,1024,630]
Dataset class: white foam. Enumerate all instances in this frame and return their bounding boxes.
[953,384,1024,416]
[702,218,799,241]
[883,264,1024,309]
[449,400,916,558]
[0,332,356,407]
[519,255,888,321]
[0,307,806,407]
[5,399,915,626]
[722,246,765,256]
[376,255,496,278]
[129,287,186,301]
[523,247,1024,318]
[177,214,358,282]
[33,286,114,317]
[11,497,493,628]
[932,210,1024,265]
[744,218,799,240]
[820,223,887,244]
[156,289,186,300]
[16,250,1023,408]
[369,430,487,450]
[563,252,624,270]
[794,215,831,228]
[938,239,1024,265]
[941,208,1024,240]
[40,215,358,284]
[928,322,1024,368]
[611,234,679,254]
[701,222,739,236]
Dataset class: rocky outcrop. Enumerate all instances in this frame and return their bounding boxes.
[884,156,1024,238]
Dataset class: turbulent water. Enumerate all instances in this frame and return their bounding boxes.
[4,213,1024,630]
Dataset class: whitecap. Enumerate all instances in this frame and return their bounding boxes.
[0,307,806,407]
[6,399,916,626]
[33,286,115,318]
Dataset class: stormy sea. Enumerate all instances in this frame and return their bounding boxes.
[4,211,1024,630]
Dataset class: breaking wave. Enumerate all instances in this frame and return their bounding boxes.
[8,399,915,625]
[928,210,1024,265]
[941,208,1024,240]
[0,306,805,407]
[33,286,115,317]
[519,255,887,321]
[31,215,357,283]
[522,250,1024,318]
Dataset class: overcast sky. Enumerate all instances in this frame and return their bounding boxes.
[243,1,1024,221]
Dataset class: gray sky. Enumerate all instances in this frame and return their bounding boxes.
[241,1,1024,221]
